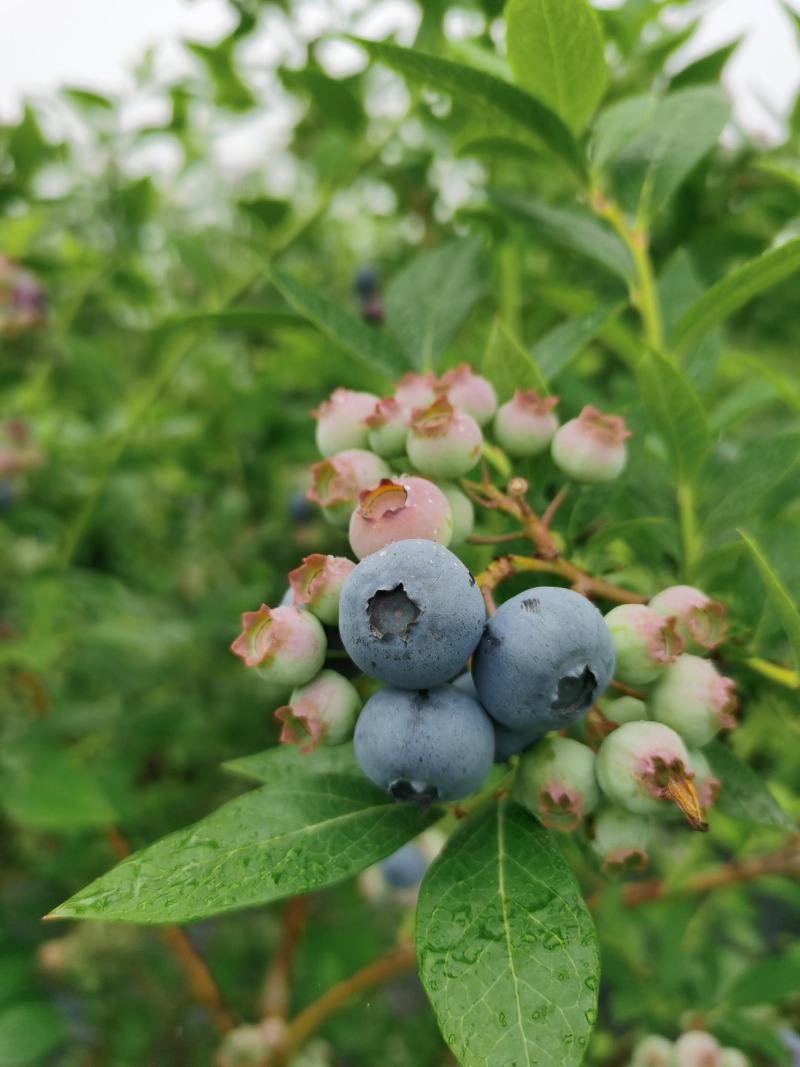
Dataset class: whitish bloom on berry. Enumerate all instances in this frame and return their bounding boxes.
[393,371,438,412]
[551,405,631,483]
[437,482,474,545]
[673,1031,721,1067]
[493,390,559,457]
[591,805,652,874]
[649,585,727,650]
[602,695,648,725]
[312,388,379,457]
[650,654,737,747]
[605,604,683,685]
[348,476,452,559]
[230,604,326,688]
[595,720,707,830]
[630,1035,675,1067]
[515,736,599,831]
[288,554,355,625]
[438,363,497,426]
[407,398,482,479]
[307,449,390,527]
[275,669,361,752]
[364,397,409,458]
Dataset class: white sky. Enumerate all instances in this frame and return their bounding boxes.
[1,0,800,142]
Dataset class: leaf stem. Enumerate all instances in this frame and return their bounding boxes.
[590,190,664,350]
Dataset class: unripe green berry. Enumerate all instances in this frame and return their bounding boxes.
[719,1050,749,1067]
[630,1034,674,1067]
[515,736,599,831]
[231,604,327,689]
[649,585,728,650]
[604,604,683,685]
[407,398,483,478]
[551,405,631,483]
[312,388,379,457]
[493,390,559,456]
[307,449,390,527]
[288,554,355,625]
[438,363,497,426]
[364,397,409,458]
[437,482,475,545]
[591,804,651,874]
[275,669,362,751]
[602,696,648,725]
[674,1030,721,1067]
[650,654,737,747]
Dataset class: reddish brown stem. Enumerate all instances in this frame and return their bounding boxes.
[466,532,524,545]
[541,486,569,528]
[476,554,645,606]
[104,829,234,1034]
[610,680,647,699]
[260,897,309,1020]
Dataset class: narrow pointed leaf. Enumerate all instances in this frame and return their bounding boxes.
[533,301,620,380]
[416,797,599,1067]
[51,775,437,924]
[483,318,549,397]
[674,237,800,353]
[349,37,586,178]
[269,266,406,378]
[637,349,709,482]
[738,530,800,670]
[224,743,359,782]
[705,742,793,831]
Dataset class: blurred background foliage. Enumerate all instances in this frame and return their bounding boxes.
[1,0,799,1063]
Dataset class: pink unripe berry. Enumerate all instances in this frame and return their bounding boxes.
[406,398,483,478]
[437,482,474,546]
[438,363,497,426]
[364,397,409,458]
[275,669,362,752]
[596,720,707,830]
[673,1031,722,1067]
[591,804,651,874]
[515,736,599,832]
[649,585,728,650]
[551,405,631,483]
[393,371,438,412]
[312,388,380,457]
[605,604,683,685]
[230,604,326,688]
[650,654,737,747]
[493,390,560,457]
[307,449,390,527]
[288,554,355,625]
[348,476,452,559]
[631,1035,675,1067]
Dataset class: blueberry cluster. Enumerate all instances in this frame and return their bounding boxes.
[231,368,735,876]
[629,1030,750,1067]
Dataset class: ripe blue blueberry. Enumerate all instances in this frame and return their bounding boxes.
[353,684,494,803]
[379,843,428,888]
[451,673,541,761]
[472,587,615,732]
[338,539,485,689]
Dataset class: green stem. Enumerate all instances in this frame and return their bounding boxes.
[677,481,699,581]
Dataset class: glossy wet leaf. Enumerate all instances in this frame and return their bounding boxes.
[705,742,793,831]
[224,743,360,782]
[505,0,608,132]
[416,798,599,1067]
[51,775,438,924]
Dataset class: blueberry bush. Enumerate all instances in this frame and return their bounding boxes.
[2,1,800,1065]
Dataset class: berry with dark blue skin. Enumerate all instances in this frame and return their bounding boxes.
[353,684,494,803]
[472,586,615,732]
[354,265,380,299]
[288,491,314,525]
[380,843,428,888]
[492,721,544,763]
[0,480,16,512]
[339,539,485,689]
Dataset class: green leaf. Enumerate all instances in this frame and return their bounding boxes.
[658,249,719,390]
[505,0,608,133]
[0,740,115,832]
[154,308,305,341]
[482,318,549,397]
[224,743,360,782]
[668,38,741,91]
[385,239,488,370]
[591,95,653,174]
[0,1002,69,1067]
[705,742,793,831]
[637,349,710,482]
[674,237,800,353]
[605,87,729,221]
[738,530,800,670]
[51,775,437,924]
[416,798,599,1067]
[533,302,620,380]
[724,948,800,1008]
[491,193,634,283]
[269,266,405,379]
[349,37,586,178]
